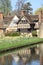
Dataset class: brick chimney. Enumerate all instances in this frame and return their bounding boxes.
[0,12,3,20]
[38,11,43,23]
[21,10,26,16]
[38,10,43,38]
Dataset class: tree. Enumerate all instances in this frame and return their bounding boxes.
[0,0,12,15]
[22,2,33,14]
[16,0,33,14]
[16,0,26,11]
[34,7,43,14]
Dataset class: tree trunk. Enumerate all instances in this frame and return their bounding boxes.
[39,22,43,65]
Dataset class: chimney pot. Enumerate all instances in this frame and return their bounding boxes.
[21,10,26,16]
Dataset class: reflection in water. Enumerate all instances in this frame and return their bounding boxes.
[40,55,43,65]
[0,54,40,65]
[0,55,12,65]
[0,56,5,65]
[12,54,20,62]
[26,60,40,65]
[12,60,22,65]
[39,44,43,65]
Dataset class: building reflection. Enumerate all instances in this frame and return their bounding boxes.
[0,52,42,65]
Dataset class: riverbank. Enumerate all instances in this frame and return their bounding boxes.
[0,37,43,52]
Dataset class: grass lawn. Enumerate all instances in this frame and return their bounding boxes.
[0,37,43,51]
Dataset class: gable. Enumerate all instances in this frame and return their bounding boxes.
[21,17,26,20]
[18,16,30,24]
[8,15,19,28]
[13,15,19,20]
[17,16,30,28]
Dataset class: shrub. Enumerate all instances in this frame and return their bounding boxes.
[5,32,20,36]
[32,30,37,37]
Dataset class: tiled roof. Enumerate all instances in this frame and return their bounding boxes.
[30,15,39,21]
[24,14,39,22]
[3,14,39,28]
[3,16,13,28]
[3,16,13,22]
[17,14,39,24]
[3,14,39,23]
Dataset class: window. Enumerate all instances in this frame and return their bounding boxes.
[27,29,31,32]
[21,20,28,24]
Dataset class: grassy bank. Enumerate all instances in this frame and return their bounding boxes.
[0,37,43,51]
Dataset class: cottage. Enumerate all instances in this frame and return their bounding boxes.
[0,10,40,36]
[17,14,39,33]
[4,11,39,34]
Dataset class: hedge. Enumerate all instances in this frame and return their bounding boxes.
[5,32,20,36]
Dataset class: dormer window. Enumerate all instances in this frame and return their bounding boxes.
[22,20,25,23]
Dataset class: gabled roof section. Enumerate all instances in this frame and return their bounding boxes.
[24,14,39,22]
[13,15,19,20]
[3,15,19,24]
[3,13,39,28]
[12,15,19,24]
[17,14,39,24]
[8,15,19,28]
[3,16,13,28]
[3,16,13,22]
[24,14,32,22]
[17,15,31,24]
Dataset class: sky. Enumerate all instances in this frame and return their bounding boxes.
[11,0,43,12]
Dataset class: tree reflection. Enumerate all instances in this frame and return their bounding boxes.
[39,44,43,65]
[0,52,40,65]
[40,55,43,65]
[1,56,5,65]
[0,55,12,65]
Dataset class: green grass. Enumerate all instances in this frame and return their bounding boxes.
[0,37,43,51]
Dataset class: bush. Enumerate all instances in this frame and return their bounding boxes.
[32,30,37,37]
[5,32,20,36]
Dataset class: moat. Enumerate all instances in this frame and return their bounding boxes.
[0,49,41,65]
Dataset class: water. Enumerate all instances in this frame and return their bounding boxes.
[0,53,40,65]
